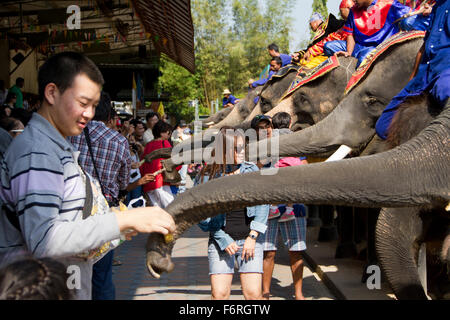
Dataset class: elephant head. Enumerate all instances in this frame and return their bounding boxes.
[146,100,450,282]
[209,87,262,129]
[238,57,357,131]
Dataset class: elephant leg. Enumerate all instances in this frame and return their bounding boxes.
[307,204,322,227]
[361,208,381,284]
[335,206,357,259]
[375,207,428,300]
[317,205,338,242]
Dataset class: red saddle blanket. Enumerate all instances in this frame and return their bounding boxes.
[281,55,340,100]
[345,30,426,94]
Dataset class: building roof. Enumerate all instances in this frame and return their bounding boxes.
[0,0,195,73]
[131,0,195,73]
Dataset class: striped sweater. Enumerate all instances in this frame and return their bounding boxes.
[0,112,121,299]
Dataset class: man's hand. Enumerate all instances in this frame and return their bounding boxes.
[138,173,155,185]
[225,242,240,256]
[131,162,141,169]
[335,51,351,58]
[116,206,176,235]
[303,51,311,62]
[421,3,432,17]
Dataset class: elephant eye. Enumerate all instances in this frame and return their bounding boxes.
[363,95,378,105]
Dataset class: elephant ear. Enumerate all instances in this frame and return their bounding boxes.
[386,94,436,149]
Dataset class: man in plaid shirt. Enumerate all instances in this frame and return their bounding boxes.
[69,91,131,300]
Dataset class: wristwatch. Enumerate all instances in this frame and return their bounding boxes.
[248,232,258,240]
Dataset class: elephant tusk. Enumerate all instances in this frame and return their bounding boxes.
[446,202,450,212]
[325,145,352,162]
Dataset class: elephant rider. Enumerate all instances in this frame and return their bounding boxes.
[323,0,414,68]
[375,0,449,140]
[222,89,239,108]
[399,0,435,31]
[291,11,347,69]
[267,43,292,67]
[248,56,283,89]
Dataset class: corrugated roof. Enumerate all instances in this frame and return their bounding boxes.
[131,0,195,73]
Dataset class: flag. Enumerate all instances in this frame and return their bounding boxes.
[157,101,165,118]
[132,72,137,110]
[259,64,270,80]
[136,73,144,109]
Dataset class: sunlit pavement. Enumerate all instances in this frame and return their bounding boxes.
[112,225,335,300]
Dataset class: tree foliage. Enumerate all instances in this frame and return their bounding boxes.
[159,0,296,121]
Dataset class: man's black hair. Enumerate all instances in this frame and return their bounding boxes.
[16,77,24,85]
[93,91,112,122]
[146,111,159,122]
[272,112,291,129]
[38,52,104,103]
[251,114,272,130]
[4,92,16,104]
[267,43,279,52]
[152,120,172,139]
[10,108,32,126]
[271,56,282,66]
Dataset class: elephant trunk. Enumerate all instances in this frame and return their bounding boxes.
[375,207,428,299]
[146,104,450,277]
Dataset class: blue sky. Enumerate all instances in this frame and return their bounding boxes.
[289,0,342,52]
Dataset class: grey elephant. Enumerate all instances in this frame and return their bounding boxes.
[146,98,449,300]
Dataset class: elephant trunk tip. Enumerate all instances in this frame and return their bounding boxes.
[146,250,175,279]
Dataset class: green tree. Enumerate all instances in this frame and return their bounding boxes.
[312,0,329,18]
[159,0,295,120]
[158,56,208,123]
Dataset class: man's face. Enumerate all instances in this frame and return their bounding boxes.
[18,80,24,88]
[50,73,100,138]
[355,0,371,8]
[224,94,230,99]
[147,115,158,129]
[270,60,281,72]
[160,130,171,140]
[310,20,323,32]
[268,49,278,57]
[256,120,273,139]
[340,7,351,20]
[135,123,145,136]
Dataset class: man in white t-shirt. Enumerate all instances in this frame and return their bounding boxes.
[142,111,159,146]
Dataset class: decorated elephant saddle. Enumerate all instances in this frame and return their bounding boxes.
[281,55,341,100]
[345,30,426,94]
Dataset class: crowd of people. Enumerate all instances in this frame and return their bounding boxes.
[0,0,448,301]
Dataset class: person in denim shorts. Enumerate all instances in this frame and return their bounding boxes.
[197,127,269,300]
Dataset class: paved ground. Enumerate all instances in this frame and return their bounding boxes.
[112,225,335,300]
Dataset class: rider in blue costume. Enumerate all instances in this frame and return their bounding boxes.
[324,0,412,67]
[375,0,450,139]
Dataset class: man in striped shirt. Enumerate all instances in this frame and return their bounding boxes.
[69,91,132,300]
[0,52,175,300]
